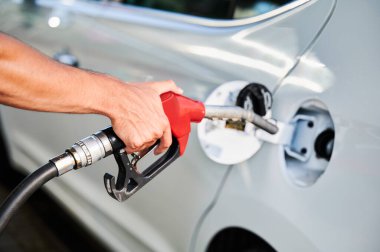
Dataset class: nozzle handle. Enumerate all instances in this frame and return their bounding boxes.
[101,127,180,202]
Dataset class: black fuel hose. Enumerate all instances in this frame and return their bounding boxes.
[0,162,58,233]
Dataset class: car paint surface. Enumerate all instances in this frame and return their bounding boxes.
[1,0,379,251]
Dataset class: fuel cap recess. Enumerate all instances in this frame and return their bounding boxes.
[197,81,273,165]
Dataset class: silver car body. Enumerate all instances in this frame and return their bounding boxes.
[1,0,379,251]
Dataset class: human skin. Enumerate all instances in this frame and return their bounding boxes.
[0,33,183,154]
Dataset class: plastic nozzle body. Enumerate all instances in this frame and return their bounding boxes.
[160,92,205,155]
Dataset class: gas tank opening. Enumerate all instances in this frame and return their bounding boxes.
[197,81,273,165]
[284,100,335,187]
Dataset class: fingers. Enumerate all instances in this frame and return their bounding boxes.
[149,80,183,95]
[125,138,156,154]
[126,135,170,155]
[125,124,172,155]
[154,126,172,155]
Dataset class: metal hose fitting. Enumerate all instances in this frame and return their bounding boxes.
[50,131,113,176]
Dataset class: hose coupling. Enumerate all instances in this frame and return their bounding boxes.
[50,131,113,176]
[69,131,113,169]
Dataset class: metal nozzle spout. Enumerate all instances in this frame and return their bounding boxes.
[204,105,279,134]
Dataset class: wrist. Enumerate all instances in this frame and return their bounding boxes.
[86,72,126,120]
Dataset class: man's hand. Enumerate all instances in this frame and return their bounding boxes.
[104,80,182,155]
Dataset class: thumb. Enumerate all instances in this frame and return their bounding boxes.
[149,80,183,95]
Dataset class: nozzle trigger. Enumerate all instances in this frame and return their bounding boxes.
[104,138,180,202]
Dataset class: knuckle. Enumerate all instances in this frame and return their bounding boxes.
[125,147,134,154]
[135,140,144,148]
[161,119,170,128]
[128,143,137,150]
[129,139,142,149]
[154,126,163,135]
[126,139,136,149]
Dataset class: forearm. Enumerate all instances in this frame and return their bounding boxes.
[0,33,183,154]
[0,33,114,116]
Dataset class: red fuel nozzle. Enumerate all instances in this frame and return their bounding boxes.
[160,91,278,156]
[160,92,205,156]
